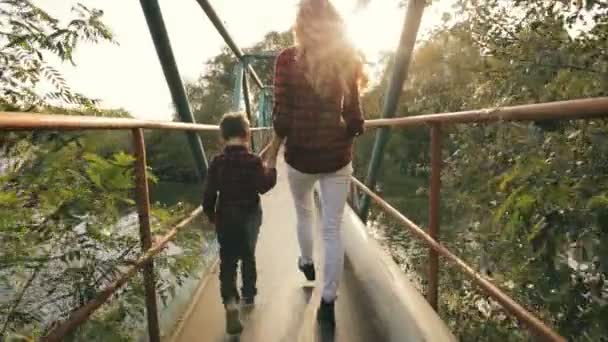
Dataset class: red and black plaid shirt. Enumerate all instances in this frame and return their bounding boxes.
[272,46,364,174]
[202,145,277,222]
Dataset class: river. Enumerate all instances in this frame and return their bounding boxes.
[0,179,217,340]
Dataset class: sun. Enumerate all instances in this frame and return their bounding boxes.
[335,0,454,63]
[335,1,405,62]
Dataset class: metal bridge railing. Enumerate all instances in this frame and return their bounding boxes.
[0,112,270,132]
[0,0,276,338]
[349,1,604,339]
[2,95,606,341]
[0,114,272,341]
[349,96,608,342]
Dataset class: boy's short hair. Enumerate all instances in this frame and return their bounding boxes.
[220,112,250,140]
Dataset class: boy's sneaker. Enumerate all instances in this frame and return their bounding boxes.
[316,299,335,326]
[241,296,255,306]
[224,303,243,335]
[298,258,315,281]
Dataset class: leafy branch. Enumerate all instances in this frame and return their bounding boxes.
[0,0,114,108]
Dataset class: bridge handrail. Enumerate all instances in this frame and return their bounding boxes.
[4,95,606,341]
[3,94,606,341]
[42,207,203,341]
[0,112,271,132]
[364,97,608,128]
[2,96,607,132]
[351,178,565,342]
[355,95,607,342]
[0,113,272,340]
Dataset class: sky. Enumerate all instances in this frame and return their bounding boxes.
[38,0,452,121]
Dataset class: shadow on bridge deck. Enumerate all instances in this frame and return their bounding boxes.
[169,157,455,342]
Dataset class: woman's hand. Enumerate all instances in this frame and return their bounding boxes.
[264,147,278,169]
[265,156,277,169]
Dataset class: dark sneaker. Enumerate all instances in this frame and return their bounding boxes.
[298,258,315,281]
[241,296,255,306]
[317,299,335,326]
[225,304,243,335]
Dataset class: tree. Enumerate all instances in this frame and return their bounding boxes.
[0,1,114,109]
[0,3,204,340]
[354,2,608,339]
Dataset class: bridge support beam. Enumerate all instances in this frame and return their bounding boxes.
[132,129,161,342]
[232,61,256,151]
[358,0,426,221]
[242,69,253,123]
[195,0,264,88]
[242,62,256,151]
[140,0,208,181]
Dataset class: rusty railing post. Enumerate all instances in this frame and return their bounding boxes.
[351,176,567,341]
[132,128,161,342]
[428,124,442,310]
[140,0,209,181]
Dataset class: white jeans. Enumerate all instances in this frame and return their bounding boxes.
[287,162,352,302]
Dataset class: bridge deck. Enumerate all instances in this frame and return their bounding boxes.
[170,158,383,342]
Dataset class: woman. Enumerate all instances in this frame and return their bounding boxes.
[264,0,366,326]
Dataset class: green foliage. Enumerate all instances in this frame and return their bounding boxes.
[0,1,115,108]
[0,134,207,340]
[356,2,608,340]
[0,3,205,341]
[1,138,132,337]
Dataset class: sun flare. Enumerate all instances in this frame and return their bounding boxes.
[335,0,453,64]
[339,1,405,62]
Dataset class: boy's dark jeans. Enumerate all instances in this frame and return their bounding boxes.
[216,203,262,304]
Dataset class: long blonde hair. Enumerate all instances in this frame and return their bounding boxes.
[294,0,367,99]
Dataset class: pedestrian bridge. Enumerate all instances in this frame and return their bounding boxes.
[170,155,454,342]
[2,0,606,340]
[3,96,605,341]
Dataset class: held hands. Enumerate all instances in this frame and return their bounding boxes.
[261,134,282,169]
[264,155,277,169]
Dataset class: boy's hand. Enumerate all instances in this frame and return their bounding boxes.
[261,134,282,162]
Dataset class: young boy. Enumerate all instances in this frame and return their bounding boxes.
[202,112,277,335]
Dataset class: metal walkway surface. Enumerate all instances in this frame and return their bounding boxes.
[170,157,384,342]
